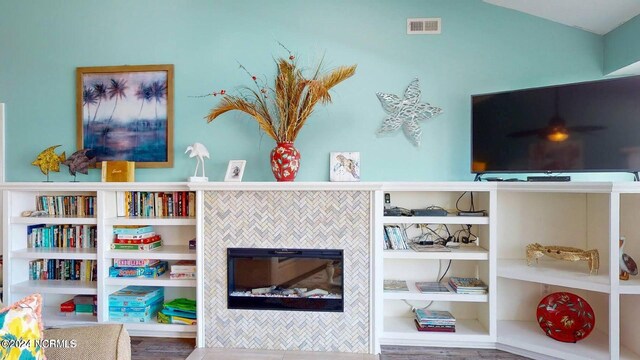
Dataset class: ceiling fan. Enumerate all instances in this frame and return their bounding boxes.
[508,88,605,142]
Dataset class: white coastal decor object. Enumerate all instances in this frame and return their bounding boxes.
[185,142,210,182]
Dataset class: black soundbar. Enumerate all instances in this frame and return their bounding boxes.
[527,176,571,182]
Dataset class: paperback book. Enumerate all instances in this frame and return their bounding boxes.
[383,279,409,292]
[414,281,452,293]
[113,234,160,244]
[113,225,154,235]
[448,277,487,294]
[414,319,456,332]
[111,240,162,251]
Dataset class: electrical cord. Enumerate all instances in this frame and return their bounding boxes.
[455,191,477,212]
[403,259,452,311]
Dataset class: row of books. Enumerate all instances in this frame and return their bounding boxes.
[414,309,456,332]
[35,195,96,217]
[27,224,97,249]
[116,191,195,218]
[383,225,409,250]
[109,286,164,323]
[29,259,97,281]
[448,277,487,294]
[60,295,96,317]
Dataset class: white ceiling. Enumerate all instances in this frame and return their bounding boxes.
[484,0,640,35]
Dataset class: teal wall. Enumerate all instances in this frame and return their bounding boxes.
[604,15,640,75]
[0,0,605,182]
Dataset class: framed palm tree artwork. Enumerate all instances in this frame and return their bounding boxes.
[76,64,174,168]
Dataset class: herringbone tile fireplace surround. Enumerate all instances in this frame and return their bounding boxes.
[202,190,372,353]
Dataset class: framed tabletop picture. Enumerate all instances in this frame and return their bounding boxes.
[76,64,174,168]
[224,160,246,182]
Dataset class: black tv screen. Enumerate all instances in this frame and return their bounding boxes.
[472,75,640,174]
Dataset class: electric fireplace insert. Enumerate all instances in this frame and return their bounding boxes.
[227,248,344,312]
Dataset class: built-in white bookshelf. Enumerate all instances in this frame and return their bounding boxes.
[374,184,496,350]
[2,183,197,339]
[5,181,640,357]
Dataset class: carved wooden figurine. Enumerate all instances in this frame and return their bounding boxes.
[526,243,599,275]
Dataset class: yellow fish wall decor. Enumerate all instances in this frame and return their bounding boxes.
[32,145,66,181]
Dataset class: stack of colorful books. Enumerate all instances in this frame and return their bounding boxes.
[448,277,488,294]
[414,309,456,332]
[111,225,162,251]
[60,295,97,317]
[109,286,164,323]
[109,259,168,278]
[158,298,196,325]
[170,260,196,280]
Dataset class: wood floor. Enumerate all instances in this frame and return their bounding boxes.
[130,337,530,360]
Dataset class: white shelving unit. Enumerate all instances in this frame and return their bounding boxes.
[3,185,100,327]
[4,181,640,358]
[2,183,197,340]
[374,184,497,351]
[97,183,197,338]
[494,182,632,360]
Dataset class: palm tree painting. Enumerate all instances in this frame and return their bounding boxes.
[76,65,174,167]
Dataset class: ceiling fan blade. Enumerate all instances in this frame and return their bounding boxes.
[567,125,606,133]
[508,128,544,138]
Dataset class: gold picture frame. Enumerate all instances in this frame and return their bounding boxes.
[76,64,174,168]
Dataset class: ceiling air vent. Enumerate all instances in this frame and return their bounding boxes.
[407,18,441,35]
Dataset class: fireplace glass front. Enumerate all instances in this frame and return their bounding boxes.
[227,248,344,312]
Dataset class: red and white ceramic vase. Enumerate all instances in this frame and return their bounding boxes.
[270,141,300,181]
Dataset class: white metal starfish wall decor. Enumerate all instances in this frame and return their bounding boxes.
[376,78,443,147]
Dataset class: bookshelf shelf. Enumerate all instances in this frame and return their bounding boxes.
[106,217,196,226]
[42,306,97,327]
[120,322,196,332]
[105,271,196,287]
[496,320,638,360]
[497,259,610,293]
[12,247,97,260]
[383,247,488,260]
[383,282,488,302]
[11,216,97,225]
[383,215,489,225]
[105,245,196,260]
[12,280,97,295]
[381,317,490,343]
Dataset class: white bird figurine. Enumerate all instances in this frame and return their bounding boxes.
[620,237,638,281]
[185,143,210,179]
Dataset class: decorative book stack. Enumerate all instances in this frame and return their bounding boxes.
[158,298,196,325]
[111,225,162,251]
[448,277,488,294]
[170,260,196,280]
[109,286,164,323]
[109,259,168,278]
[414,309,456,332]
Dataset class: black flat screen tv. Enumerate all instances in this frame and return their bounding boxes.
[471,75,640,174]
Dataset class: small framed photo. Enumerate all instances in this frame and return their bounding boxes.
[224,160,246,182]
[330,152,360,182]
